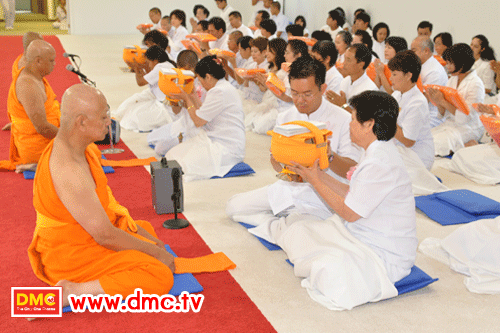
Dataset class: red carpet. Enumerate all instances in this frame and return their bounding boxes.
[0,36,275,332]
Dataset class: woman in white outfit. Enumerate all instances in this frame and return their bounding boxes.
[470,35,497,96]
[372,22,389,64]
[428,43,485,156]
[113,45,176,132]
[169,9,189,60]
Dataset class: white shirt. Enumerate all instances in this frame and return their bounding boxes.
[244,59,268,102]
[275,70,294,112]
[472,58,496,93]
[339,72,378,100]
[209,33,230,51]
[392,85,435,170]
[168,26,176,39]
[228,24,254,37]
[325,66,343,94]
[248,1,267,26]
[267,98,361,219]
[196,79,245,160]
[144,61,175,101]
[421,56,449,127]
[321,25,343,40]
[151,22,162,31]
[444,70,485,138]
[254,29,263,38]
[373,40,385,64]
[220,5,235,29]
[170,25,189,59]
[345,140,417,282]
[271,13,289,41]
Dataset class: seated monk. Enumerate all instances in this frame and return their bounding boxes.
[28,84,176,306]
[2,32,43,131]
[0,40,59,172]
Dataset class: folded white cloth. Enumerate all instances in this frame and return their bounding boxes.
[277,215,398,310]
[419,217,500,294]
[440,143,500,185]
[396,145,449,195]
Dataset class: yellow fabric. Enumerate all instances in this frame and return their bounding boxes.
[0,67,61,170]
[28,141,173,296]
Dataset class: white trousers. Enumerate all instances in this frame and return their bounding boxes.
[1,0,15,28]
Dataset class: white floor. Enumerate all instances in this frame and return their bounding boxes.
[58,34,500,333]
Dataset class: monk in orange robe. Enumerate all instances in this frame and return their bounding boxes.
[28,84,235,306]
[2,32,43,132]
[28,84,175,305]
[0,40,59,172]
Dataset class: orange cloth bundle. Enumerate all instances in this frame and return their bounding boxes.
[158,68,196,102]
[136,23,153,30]
[208,48,236,58]
[434,55,446,67]
[100,157,157,168]
[174,253,236,274]
[157,29,169,35]
[249,26,258,31]
[473,103,500,117]
[366,62,391,83]
[267,121,332,177]
[266,72,286,96]
[281,62,291,72]
[234,68,266,79]
[480,114,500,148]
[424,84,470,115]
[181,39,202,54]
[288,36,317,47]
[186,33,217,42]
[123,45,147,65]
[335,60,344,70]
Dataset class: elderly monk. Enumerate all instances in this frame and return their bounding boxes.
[28,84,176,306]
[2,32,44,132]
[0,40,60,172]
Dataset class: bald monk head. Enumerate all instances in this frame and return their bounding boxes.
[25,40,57,78]
[59,84,110,145]
[17,32,43,69]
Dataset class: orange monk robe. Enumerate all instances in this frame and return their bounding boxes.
[0,68,60,170]
[28,141,235,296]
[28,141,174,296]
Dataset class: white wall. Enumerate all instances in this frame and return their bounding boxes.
[69,0,256,35]
[284,0,500,57]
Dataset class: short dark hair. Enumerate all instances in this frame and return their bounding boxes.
[271,1,281,11]
[442,43,475,74]
[286,24,304,37]
[328,9,345,27]
[354,8,365,18]
[177,50,198,70]
[289,56,326,88]
[337,30,352,46]
[294,15,307,29]
[195,55,225,79]
[209,16,226,33]
[349,91,399,141]
[161,15,170,23]
[417,21,433,32]
[143,30,169,50]
[230,30,243,41]
[349,44,372,70]
[356,12,370,25]
[150,7,161,15]
[193,5,209,18]
[288,39,308,58]
[249,36,268,52]
[257,10,270,21]
[312,40,338,67]
[434,32,453,48]
[372,22,390,41]
[170,9,186,27]
[473,34,497,61]
[385,36,408,54]
[145,45,176,68]
[198,20,209,31]
[260,19,277,35]
[238,36,253,50]
[387,50,421,83]
[311,30,332,42]
[354,30,373,50]
[229,11,242,20]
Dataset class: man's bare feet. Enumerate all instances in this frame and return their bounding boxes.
[1,122,11,131]
[15,163,37,174]
[56,279,105,307]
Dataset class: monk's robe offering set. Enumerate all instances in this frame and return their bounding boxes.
[123,45,148,66]
[268,121,332,182]
[158,68,195,103]
[266,73,286,96]
[181,40,202,54]
[479,114,500,148]
[424,84,470,115]
[185,33,217,43]
[208,49,236,58]
[234,68,266,79]
[288,36,317,47]
[136,23,153,31]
